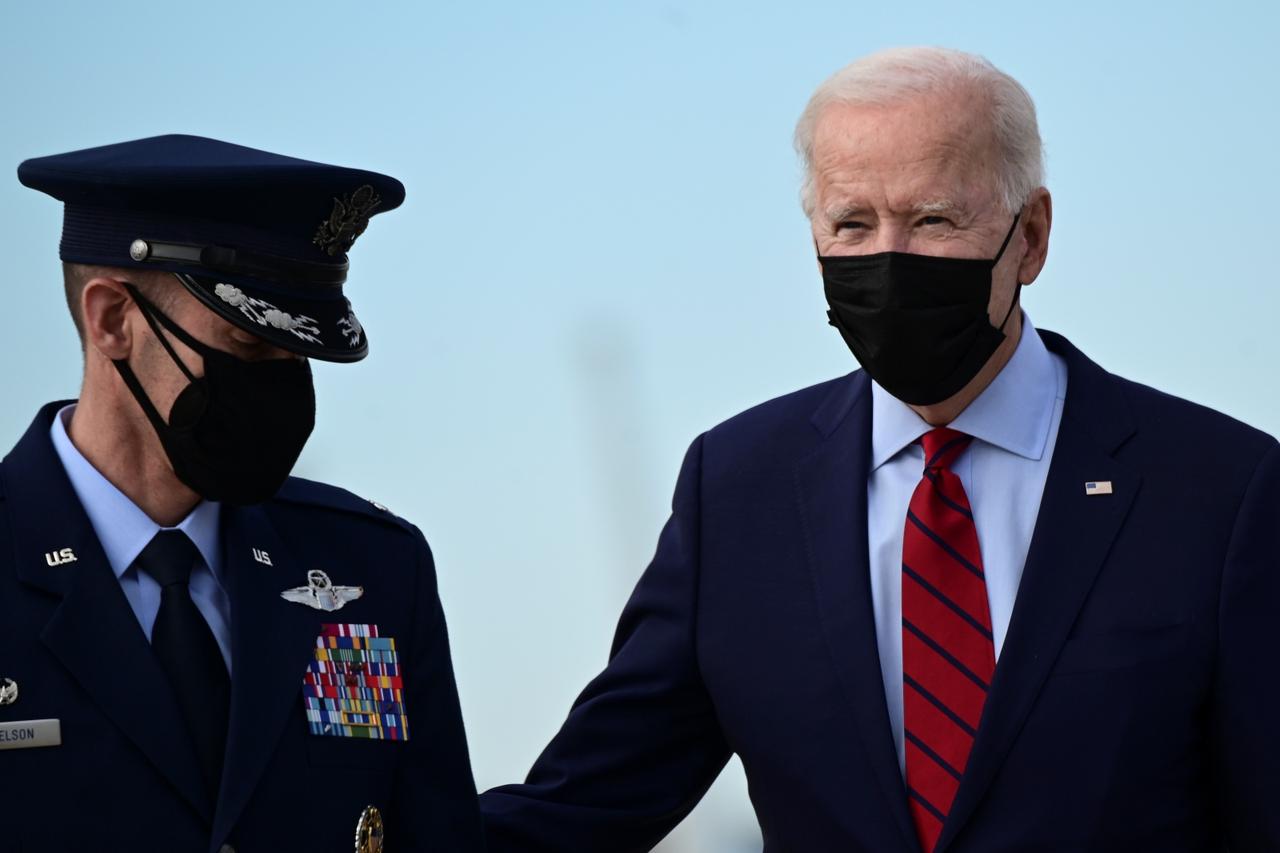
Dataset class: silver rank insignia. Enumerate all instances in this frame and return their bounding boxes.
[280,570,364,612]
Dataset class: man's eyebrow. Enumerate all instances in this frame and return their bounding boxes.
[823,200,969,221]
[911,198,966,215]
[823,203,867,222]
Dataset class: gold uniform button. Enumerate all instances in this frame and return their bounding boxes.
[355,805,384,853]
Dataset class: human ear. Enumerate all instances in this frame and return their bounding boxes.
[1015,188,1052,286]
[82,277,138,361]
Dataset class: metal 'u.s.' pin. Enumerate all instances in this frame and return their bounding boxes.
[44,547,77,566]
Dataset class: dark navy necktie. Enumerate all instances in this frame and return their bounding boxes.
[133,529,230,803]
[902,428,996,852]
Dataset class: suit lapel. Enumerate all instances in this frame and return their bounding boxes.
[211,502,324,845]
[795,373,921,853]
[4,403,211,822]
[934,332,1141,852]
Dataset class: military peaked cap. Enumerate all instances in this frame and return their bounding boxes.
[18,134,406,361]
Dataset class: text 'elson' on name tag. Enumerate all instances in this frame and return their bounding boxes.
[0,719,61,750]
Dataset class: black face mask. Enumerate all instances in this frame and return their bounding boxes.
[820,214,1021,406]
[112,284,316,505]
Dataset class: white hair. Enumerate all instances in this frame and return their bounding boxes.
[794,47,1044,218]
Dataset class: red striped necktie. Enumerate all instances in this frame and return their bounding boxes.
[901,427,995,852]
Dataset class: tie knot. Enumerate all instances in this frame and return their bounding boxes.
[134,529,199,588]
[920,427,972,472]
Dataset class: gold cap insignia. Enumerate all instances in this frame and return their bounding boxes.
[354,804,384,853]
[314,185,382,257]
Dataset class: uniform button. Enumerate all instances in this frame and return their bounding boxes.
[218,845,236,853]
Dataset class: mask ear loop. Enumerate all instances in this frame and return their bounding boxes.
[110,286,188,440]
[992,212,1024,332]
[991,211,1022,266]
[123,283,202,384]
[112,281,219,438]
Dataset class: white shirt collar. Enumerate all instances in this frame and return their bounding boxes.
[870,313,1061,470]
[49,404,223,581]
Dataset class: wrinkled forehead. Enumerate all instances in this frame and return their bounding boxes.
[810,88,1001,209]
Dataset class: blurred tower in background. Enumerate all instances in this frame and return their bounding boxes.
[572,317,763,852]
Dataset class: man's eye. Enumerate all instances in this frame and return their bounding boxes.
[835,221,867,233]
[916,215,950,227]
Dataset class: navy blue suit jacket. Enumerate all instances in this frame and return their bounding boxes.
[0,403,483,853]
[482,331,1280,852]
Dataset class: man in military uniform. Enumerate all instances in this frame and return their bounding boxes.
[0,135,483,852]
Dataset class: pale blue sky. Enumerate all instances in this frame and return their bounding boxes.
[3,1,1276,848]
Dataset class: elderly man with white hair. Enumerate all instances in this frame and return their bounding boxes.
[480,47,1280,852]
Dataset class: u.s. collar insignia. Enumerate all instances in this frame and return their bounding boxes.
[313,184,382,256]
[281,569,363,612]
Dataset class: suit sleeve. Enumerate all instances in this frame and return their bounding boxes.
[392,529,486,850]
[1212,441,1280,850]
[480,434,732,852]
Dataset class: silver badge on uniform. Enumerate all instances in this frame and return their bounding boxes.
[0,679,17,706]
[280,569,363,612]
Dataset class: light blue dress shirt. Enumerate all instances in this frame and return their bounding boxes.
[50,404,232,671]
[867,315,1067,773]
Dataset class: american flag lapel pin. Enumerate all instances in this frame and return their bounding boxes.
[1085,481,1113,496]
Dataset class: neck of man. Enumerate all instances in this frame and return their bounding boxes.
[68,383,202,528]
[909,308,1024,427]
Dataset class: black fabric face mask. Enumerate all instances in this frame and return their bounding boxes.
[820,214,1022,406]
[112,284,316,505]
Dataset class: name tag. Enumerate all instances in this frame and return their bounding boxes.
[0,719,61,750]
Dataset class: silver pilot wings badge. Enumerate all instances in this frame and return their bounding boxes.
[281,569,364,612]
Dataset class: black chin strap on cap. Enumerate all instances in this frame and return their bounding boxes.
[131,239,348,288]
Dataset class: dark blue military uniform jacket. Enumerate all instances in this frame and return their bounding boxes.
[0,403,483,852]
[482,332,1280,852]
